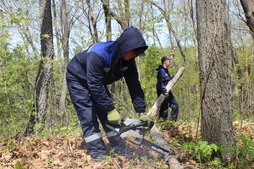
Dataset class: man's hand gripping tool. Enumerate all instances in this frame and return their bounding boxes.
[106,118,176,156]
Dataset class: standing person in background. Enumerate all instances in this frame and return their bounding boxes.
[66,26,151,162]
[156,56,179,121]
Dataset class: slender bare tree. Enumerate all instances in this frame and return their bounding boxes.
[25,0,54,135]
[238,0,254,127]
[102,0,112,41]
[58,0,70,122]
[240,0,254,42]
[0,0,39,57]
[100,0,129,30]
[86,0,100,43]
[151,1,187,63]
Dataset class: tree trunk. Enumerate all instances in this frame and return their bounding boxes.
[100,0,131,96]
[25,0,54,135]
[240,0,254,42]
[196,0,235,163]
[102,0,112,41]
[86,0,99,43]
[58,0,70,122]
[100,0,128,30]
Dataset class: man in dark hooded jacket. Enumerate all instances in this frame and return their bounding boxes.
[66,26,151,161]
[156,56,179,121]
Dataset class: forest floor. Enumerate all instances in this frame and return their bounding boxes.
[0,121,253,169]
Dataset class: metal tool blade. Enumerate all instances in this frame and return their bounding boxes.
[141,139,176,156]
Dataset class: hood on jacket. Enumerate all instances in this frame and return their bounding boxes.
[111,26,148,69]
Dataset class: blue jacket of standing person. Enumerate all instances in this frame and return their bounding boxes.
[156,56,179,121]
[156,65,174,99]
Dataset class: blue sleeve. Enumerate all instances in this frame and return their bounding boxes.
[157,69,167,94]
[86,53,115,112]
[123,60,146,113]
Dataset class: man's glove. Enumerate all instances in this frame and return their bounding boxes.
[107,109,121,125]
[139,115,152,125]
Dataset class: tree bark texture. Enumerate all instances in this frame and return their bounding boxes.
[196,0,235,162]
[240,0,254,41]
[102,0,112,41]
[100,0,128,30]
[58,0,70,117]
[34,0,54,133]
[86,0,99,43]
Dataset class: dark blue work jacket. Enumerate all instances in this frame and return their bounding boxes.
[156,65,174,98]
[67,26,148,113]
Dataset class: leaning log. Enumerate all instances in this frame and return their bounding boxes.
[147,67,194,169]
[147,67,185,117]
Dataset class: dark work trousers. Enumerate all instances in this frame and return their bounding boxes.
[66,72,125,158]
[159,97,179,121]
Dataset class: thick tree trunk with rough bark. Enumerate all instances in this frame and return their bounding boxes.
[36,0,54,133]
[196,0,235,163]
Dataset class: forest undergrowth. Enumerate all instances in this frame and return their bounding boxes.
[0,121,253,169]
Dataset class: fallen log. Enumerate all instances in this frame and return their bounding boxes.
[150,126,181,169]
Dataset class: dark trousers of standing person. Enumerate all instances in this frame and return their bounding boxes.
[159,97,179,121]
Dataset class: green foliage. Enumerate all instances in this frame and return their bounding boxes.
[172,47,200,120]
[181,136,254,168]
[58,117,79,134]
[231,45,254,121]
[13,162,22,169]
[0,44,38,140]
[140,45,168,109]
[5,139,16,152]
[207,157,222,167]
[236,136,254,168]
[140,45,200,120]
[182,141,219,163]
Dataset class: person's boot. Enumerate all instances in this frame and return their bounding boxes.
[92,155,107,162]
[86,138,107,162]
